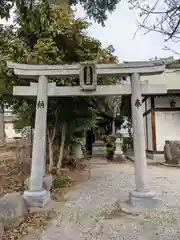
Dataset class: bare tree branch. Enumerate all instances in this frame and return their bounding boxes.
[130,0,180,41]
[163,45,180,56]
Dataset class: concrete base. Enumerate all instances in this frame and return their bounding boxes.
[114,154,126,162]
[161,162,180,168]
[28,199,62,213]
[23,189,51,208]
[126,153,164,165]
[129,190,159,209]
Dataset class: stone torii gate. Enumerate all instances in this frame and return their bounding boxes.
[7,60,168,207]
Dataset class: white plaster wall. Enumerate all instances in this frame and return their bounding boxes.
[5,123,21,139]
[118,69,180,90]
[155,111,180,151]
[119,69,180,91]
[141,69,180,90]
[155,96,180,108]
[147,113,153,151]
[126,69,180,90]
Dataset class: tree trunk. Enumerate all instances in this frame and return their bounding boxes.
[63,144,69,159]
[47,127,56,173]
[0,103,5,144]
[112,119,116,135]
[57,122,66,170]
[48,133,54,173]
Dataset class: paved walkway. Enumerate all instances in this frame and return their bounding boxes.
[39,161,180,240]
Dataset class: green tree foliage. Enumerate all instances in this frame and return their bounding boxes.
[70,0,121,25]
[0,24,17,107]
[0,2,118,169]
[0,0,121,25]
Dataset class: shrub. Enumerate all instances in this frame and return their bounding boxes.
[52,176,71,189]
[106,147,114,152]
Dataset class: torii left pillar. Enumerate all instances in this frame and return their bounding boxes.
[23,76,51,207]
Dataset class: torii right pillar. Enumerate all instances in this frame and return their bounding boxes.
[130,72,157,207]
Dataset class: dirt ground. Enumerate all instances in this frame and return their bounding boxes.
[0,147,30,197]
[0,147,90,240]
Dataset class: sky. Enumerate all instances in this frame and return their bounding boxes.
[74,1,180,62]
[1,1,180,62]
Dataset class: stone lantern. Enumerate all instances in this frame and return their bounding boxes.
[114,134,126,161]
[71,138,84,159]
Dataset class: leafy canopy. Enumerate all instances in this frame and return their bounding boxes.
[0,3,118,139]
[0,0,121,25]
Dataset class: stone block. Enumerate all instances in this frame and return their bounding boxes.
[23,189,51,208]
[24,175,53,191]
[164,143,171,163]
[0,192,28,229]
[43,175,53,191]
[93,142,106,156]
[0,222,4,239]
[164,140,180,164]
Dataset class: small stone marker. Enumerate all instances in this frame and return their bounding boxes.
[164,140,180,164]
[0,222,4,239]
[0,192,28,229]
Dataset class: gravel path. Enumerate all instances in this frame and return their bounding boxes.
[40,161,180,240]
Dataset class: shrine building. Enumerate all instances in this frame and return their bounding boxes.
[122,58,180,160]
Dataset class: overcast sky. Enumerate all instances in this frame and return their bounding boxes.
[1,1,180,62]
[74,1,180,62]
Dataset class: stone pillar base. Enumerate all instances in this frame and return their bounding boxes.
[129,190,159,209]
[24,175,53,192]
[23,189,51,208]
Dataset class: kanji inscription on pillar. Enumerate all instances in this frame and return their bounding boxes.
[37,100,45,109]
[134,99,141,108]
